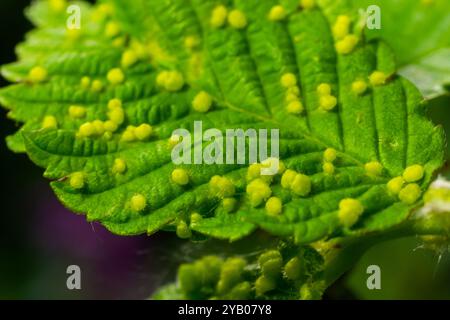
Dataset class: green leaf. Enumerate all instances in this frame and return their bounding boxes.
[0,0,445,245]
[358,0,450,99]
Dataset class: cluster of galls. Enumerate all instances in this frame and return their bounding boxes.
[176,245,324,300]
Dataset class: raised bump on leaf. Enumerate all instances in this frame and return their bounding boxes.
[323,162,335,175]
[323,148,337,162]
[70,172,85,189]
[42,115,57,129]
[68,106,86,119]
[369,71,388,86]
[112,158,127,174]
[403,165,425,183]
[265,197,283,216]
[130,194,147,212]
[338,198,364,228]
[351,80,368,95]
[332,15,350,39]
[135,124,153,141]
[228,10,247,29]
[211,5,228,28]
[387,176,405,195]
[192,91,213,113]
[365,161,383,176]
[80,76,91,89]
[172,168,189,186]
[28,66,47,83]
[268,5,287,22]
[399,184,422,205]
[107,68,125,85]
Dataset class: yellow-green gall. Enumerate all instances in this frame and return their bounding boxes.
[104,120,118,132]
[78,122,95,137]
[42,115,57,129]
[352,80,368,95]
[210,175,236,198]
[255,275,276,296]
[332,15,350,39]
[228,10,247,29]
[80,76,91,89]
[246,179,272,207]
[317,83,331,96]
[247,163,262,181]
[108,107,125,125]
[105,21,120,38]
[323,148,337,162]
[287,100,304,114]
[403,164,424,183]
[91,79,103,92]
[121,127,136,142]
[265,197,282,216]
[29,66,48,83]
[172,168,189,186]
[192,91,213,113]
[387,176,404,195]
[108,98,122,110]
[284,257,302,280]
[70,172,85,189]
[130,193,147,212]
[112,158,127,174]
[268,5,287,21]
[134,123,153,141]
[176,221,191,239]
[281,169,297,189]
[323,162,335,175]
[338,198,364,228]
[399,183,421,205]
[281,73,297,88]
[157,70,185,92]
[223,197,237,213]
[291,173,311,196]
[319,95,337,111]
[121,50,138,68]
[210,5,228,28]
[190,212,202,225]
[365,161,383,176]
[107,68,125,85]
[369,71,387,86]
[335,35,359,55]
[92,120,105,136]
[300,0,316,10]
[68,105,86,119]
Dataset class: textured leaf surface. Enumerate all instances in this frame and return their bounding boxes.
[0,0,445,244]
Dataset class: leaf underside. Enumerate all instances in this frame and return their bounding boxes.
[0,0,445,244]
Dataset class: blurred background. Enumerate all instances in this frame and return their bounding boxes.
[0,0,449,299]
